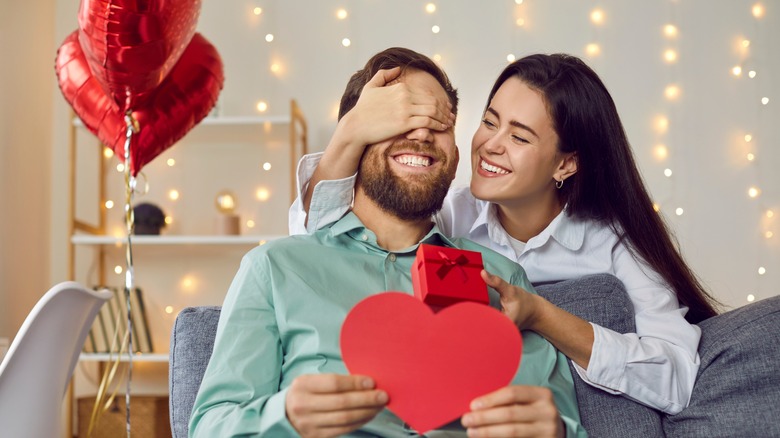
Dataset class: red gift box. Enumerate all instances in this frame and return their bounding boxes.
[411,244,489,309]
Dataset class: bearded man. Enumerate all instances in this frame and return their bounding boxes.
[189,47,585,438]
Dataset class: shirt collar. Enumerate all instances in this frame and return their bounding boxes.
[468,202,585,252]
[331,211,455,252]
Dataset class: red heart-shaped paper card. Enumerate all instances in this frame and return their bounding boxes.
[341,292,522,433]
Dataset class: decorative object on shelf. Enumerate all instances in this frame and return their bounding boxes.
[133,203,166,236]
[85,287,154,355]
[215,191,240,235]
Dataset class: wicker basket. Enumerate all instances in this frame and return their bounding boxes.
[78,395,171,438]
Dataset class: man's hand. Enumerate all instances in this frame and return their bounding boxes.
[285,373,388,438]
[461,386,565,438]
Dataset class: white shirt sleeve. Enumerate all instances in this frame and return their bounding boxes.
[288,152,356,235]
[571,241,701,415]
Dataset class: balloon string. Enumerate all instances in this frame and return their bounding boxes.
[122,111,139,438]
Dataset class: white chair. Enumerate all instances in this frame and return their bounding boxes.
[0,281,112,438]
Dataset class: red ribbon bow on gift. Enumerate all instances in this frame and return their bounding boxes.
[436,251,470,282]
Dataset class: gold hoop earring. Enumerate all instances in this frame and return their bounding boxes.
[555,179,564,189]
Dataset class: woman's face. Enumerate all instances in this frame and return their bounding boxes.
[470,77,567,209]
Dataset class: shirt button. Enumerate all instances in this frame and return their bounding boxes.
[362,234,368,241]
[389,254,397,262]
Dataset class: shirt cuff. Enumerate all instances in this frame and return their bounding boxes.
[571,323,625,395]
[258,387,300,436]
[289,152,355,235]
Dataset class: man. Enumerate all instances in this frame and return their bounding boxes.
[189,47,585,438]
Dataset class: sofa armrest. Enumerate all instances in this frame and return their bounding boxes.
[169,306,221,438]
[664,295,780,437]
[535,274,664,438]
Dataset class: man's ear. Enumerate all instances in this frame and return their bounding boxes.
[554,152,577,182]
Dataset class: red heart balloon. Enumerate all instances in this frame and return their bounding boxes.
[55,31,224,176]
[77,0,202,111]
[341,293,522,433]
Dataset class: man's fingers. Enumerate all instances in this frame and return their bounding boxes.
[292,373,375,394]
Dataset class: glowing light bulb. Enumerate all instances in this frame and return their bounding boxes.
[246,220,256,228]
[747,294,755,302]
[663,24,678,38]
[425,3,436,13]
[761,97,769,105]
[745,134,753,142]
[215,191,237,214]
[256,187,271,201]
[181,276,195,291]
[752,3,765,18]
[433,54,442,62]
[253,7,262,15]
[664,85,680,100]
[114,265,123,274]
[167,158,176,167]
[748,70,757,78]
[164,216,173,225]
[256,101,268,112]
[341,38,351,47]
[747,153,756,161]
[104,200,114,209]
[515,0,523,4]
[742,39,751,48]
[103,148,114,159]
[766,210,774,218]
[336,8,348,19]
[758,267,766,275]
[732,66,743,76]
[653,203,661,212]
[165,306,174,314]
[655,115,669,133]
[664,168,673,177]
[663,49,678,63]
[262,162,272,171]
[766,231,774,239]
[168,189,180,201]
[586,43,601,57]
[116,163,125,172]
[675,208,684,216]
[516,18,525,26]
[590,9,605,25]
[653,144,668,160]
[265,33,274,42]
[431,25,440,34]
[507,54,516,62]
[748,186,761,198]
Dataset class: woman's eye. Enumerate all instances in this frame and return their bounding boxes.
[511,135,529,144]
[481,119,497,128]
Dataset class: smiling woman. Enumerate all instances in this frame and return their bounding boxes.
[289,52,722,416]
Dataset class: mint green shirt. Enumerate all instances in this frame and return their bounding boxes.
[189,212,586,437]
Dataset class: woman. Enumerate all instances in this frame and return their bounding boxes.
[290,53,720,414]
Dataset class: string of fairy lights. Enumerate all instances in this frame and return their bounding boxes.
[92,1,774,308]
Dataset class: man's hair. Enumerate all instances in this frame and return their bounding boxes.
[338,47,458,120]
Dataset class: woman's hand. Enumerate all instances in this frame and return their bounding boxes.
[461,385,565,438]
[338,67,455,148]
[481,270,541,330]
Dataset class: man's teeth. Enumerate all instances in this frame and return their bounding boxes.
[480,159,509,175]
[395,155,431,167]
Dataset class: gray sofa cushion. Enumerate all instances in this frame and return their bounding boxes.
[169,306,221,438]
[663,295,780,437]
[536,274,665,438]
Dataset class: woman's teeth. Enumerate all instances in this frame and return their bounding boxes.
[480,159,509,175]
[395,154,431,167]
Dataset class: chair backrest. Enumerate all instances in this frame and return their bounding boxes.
[0,281,112,438]
[169,306,221,438]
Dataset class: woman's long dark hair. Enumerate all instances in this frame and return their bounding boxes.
[487,54,720,323]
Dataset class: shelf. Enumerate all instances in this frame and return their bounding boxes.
[72,114,291,127]
[71,234,285,245]
[79,353,169,363]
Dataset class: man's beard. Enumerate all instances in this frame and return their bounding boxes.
[357,140,456,221]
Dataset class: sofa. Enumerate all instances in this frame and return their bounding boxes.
[169,274,780,437]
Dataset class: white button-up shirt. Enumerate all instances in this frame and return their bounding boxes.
[289,152,701,415]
